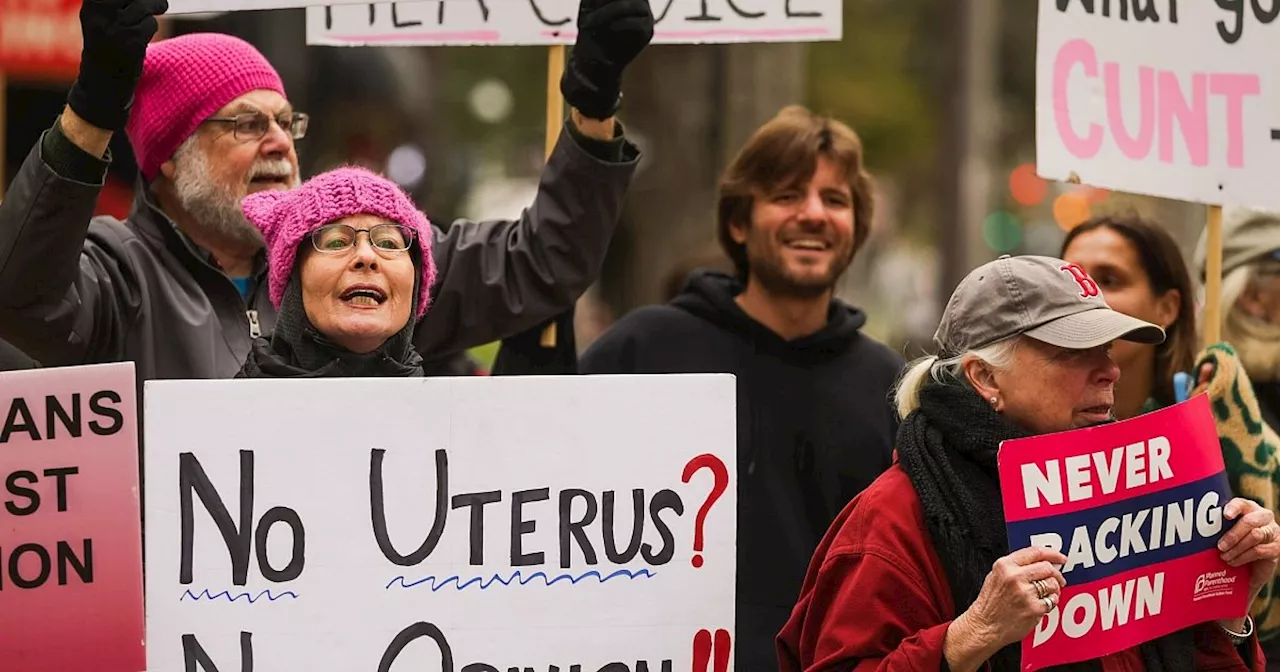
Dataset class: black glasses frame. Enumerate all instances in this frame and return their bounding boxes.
[203,111,310,142]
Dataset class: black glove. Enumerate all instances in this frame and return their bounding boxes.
[67,0,169,131]
[561,0,654,120]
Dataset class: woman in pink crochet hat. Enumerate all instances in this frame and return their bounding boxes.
[235,166,437,378]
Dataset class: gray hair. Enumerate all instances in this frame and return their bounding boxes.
[1221,260,1280,381]
[893,337,1022,419]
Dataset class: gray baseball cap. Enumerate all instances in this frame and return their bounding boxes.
[934,255,1165,356]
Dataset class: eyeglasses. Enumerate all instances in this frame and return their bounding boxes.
[203,111,309,142]
[310,223,414,255]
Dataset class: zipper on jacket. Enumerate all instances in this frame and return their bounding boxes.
[247,310,262,339]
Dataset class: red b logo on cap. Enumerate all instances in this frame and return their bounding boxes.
[1060,263,1100,298]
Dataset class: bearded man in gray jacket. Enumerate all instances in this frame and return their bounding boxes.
[0,0,651,382]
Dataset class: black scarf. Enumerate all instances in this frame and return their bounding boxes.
[895,378,1194,672]
[237,278,424,379]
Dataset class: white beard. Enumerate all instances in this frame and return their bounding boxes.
[170,139,297,249]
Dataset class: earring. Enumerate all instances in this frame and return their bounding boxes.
[989,396,998,406]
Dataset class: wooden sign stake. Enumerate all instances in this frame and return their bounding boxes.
[1202,204,1224,348]
[540,45,567,349]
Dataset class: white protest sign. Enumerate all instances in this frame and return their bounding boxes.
[164,0,544,16]
[306,0,840,47]
[166,0,350,14]
[1036,0,1280,210]
[144,374,736,671]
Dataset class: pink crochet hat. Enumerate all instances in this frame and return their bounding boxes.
[241,167,437,319]
[126,33,286,181]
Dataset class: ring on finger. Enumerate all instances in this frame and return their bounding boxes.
[1033,579,1048,598]
[1043,595,1056,612]
[1264,525,1277,543]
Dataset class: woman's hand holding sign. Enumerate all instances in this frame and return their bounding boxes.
[973,546,1069,641]
[1215,498,1280,634]
[944,546,1068,672]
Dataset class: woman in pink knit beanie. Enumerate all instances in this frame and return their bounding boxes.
[234,166,438,378]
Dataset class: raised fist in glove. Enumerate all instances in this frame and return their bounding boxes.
[68,0,170,131]
[561,0,655,120]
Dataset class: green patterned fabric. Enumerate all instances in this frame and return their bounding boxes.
[1189,343,1280,641]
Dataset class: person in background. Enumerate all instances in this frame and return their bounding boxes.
[580,105,904,672]
[235,166,435,378]
[778,255,1279,672]
[1197,208,1280,430]
[1059,215,1196,418]
[0,0,651,384]
[1195,208,1280,666]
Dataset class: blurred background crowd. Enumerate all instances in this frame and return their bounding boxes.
[1,0,1212,366]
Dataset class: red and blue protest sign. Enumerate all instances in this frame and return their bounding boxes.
[997,394,1250,670]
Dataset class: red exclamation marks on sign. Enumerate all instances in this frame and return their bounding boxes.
[692,628,732,672]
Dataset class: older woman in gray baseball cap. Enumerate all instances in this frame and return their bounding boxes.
[778,255,1280,672]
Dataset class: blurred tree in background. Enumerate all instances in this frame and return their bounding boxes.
[807,0,936,235]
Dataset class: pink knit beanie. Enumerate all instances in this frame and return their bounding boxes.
[240,166,438,319]
[126,33,286,181]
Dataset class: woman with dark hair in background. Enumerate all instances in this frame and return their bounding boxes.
[1060,215,1196,418]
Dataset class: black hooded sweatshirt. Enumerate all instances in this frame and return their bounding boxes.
[579,270,904,671]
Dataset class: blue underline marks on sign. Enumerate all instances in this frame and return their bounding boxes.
[180,588,300,603]
[385,568,657,592]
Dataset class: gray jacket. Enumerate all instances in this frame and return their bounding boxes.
[0,119,638,382]
[0,337,39,371]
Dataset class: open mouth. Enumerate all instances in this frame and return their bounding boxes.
[339,286,387,307]
[783,239,832,252]
[1079,405,1113,417]
[249,174,291,188]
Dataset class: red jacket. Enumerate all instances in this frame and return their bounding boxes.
[776,464,1264,672]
